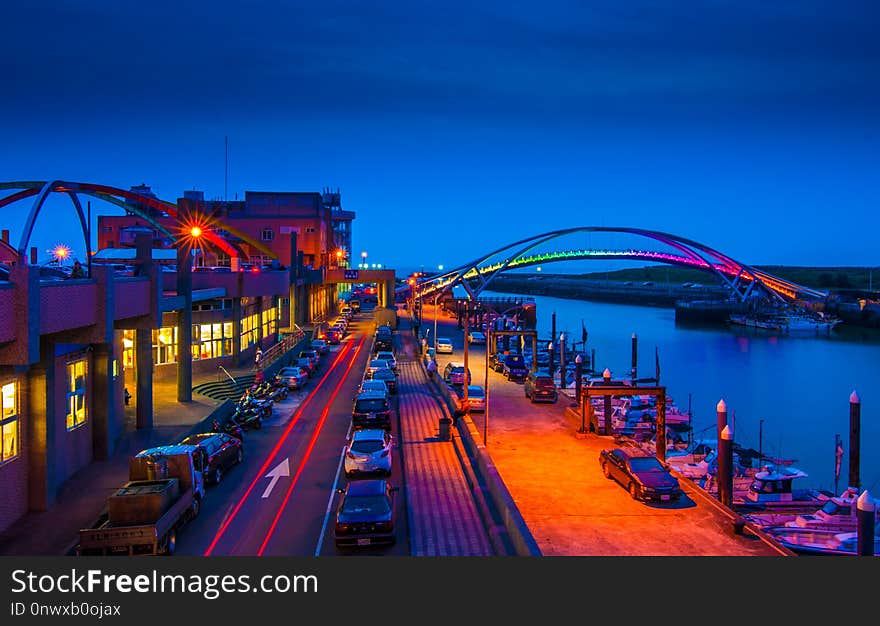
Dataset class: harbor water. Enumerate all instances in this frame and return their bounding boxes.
[484,290,880,493]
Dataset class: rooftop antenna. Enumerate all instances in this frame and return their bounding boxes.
[224,135,229,206]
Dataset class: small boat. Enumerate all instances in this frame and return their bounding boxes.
[767,526,880,556]
[729,311,841,334]
[734,466,832,511]
[745,487,861,529]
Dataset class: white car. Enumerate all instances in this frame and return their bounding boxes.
[436,337,454,354]
[344,429,392,478]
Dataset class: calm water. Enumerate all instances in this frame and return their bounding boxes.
[485,290,880,493]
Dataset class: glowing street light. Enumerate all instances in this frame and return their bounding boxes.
[190,225,203,238]
[53,245,70,262]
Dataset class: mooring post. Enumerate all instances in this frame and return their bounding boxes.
[591,348,596,374]
[718,424,734,509]
[631,332,638,380]
[716,398,728,445]
[850,390,861,490]
[656,389,667,464]
[574,354,583,412]
[857,490,875,556]
[602,368,612,436]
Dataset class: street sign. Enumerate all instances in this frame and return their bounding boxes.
[344,269,359,280]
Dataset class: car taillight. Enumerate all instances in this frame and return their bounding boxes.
[374,521,393,532]
[346,452,357,459]
[336,523,351,533]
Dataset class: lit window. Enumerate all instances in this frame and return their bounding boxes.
[261,228,275,241]
[1,381,19,463]
[66,360,88,430]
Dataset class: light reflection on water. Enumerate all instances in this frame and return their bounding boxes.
[485,290,880,492]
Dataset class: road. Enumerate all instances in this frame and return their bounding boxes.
[177,311,410,556]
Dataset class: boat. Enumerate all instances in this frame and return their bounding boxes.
[766,526,880,556]
[744,487,862,529]
[729,311,842,335]
[733,466,833,511]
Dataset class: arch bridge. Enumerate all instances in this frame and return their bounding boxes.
[0,180,280,265]
[415,227,827,304]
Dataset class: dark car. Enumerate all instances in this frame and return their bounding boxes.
[325,329,342,345]
[490,352,507,373]
[524,371,557,403]
[296,356,315,377]
[374,331,393,352]
[299,349,320,368]
[178,432,243,485]
[334,479,398,548]
[502,354,529,382]
[366,367,397,394]
[599,448,683,502]
[310,339,329,355]
[352,391,393,430]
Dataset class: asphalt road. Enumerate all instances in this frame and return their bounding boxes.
[177,311,410,556]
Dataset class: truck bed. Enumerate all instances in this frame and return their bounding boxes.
[77,488,194,556]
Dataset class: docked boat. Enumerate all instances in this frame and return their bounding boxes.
[766,526,880,556]
[744,487,863,530]
[729,311,841,334]
[733,466,832,511]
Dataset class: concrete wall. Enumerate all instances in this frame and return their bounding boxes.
[39,282,97,334]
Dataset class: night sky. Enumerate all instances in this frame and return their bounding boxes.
[1,1,877,271]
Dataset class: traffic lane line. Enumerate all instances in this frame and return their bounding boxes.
[257,335,367,555]
[203,339,355,556]
[315,446,347,556]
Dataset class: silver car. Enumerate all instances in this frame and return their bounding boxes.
[375,351,397,371]
[344,429,393,478]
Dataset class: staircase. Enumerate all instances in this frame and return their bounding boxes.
[193,374,256,401]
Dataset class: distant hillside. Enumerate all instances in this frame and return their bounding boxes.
[542,265,879,291]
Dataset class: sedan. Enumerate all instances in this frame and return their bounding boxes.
[276,366,308,390]
[359,379,390,399]
[295,357,315,377]
[375,350,397,371]
[344,429,393,478]
[599,448,683,502]
[468,331,486,345]
[366,367,398,394]
[436,337,454,354]
[178,432,243,486]
[367,359,391,376]
[311,339,329,355]
[325,329,342,345]
[465,385,485,412]
[334,479,398,549]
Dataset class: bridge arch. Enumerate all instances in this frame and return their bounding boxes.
[416,227,827,304]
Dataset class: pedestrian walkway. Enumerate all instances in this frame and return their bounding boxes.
[396,333,493,556]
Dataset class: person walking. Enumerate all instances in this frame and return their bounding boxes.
[426,358,438,381]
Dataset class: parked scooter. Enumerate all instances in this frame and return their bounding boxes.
[212,418,244,439]
[239,390,273,418]
[230,405,263,430]
[250,381,287,403]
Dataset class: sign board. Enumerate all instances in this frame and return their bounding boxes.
[344,269,359,280]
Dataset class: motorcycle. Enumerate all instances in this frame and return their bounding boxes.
[238,392,273,419]
[212,418,243,439]
[230,405,263,430]
[250,381,287,403]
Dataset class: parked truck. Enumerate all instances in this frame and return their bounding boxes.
[76,445,206,556]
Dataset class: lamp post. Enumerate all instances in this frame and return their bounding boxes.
[434,292,439,352]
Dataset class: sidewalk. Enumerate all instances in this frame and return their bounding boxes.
[396,323,493,556]
[0,352,286,556]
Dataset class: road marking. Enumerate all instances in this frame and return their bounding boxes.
[257,335,366,555]
[203,340,354,556]
[262,458,290,498]
[315,446,347,556]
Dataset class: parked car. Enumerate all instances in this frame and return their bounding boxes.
[311,339,329,355]
[598,448,683,502]
[375,331,393,352]
[468,330,487,345]
[276,366,308,389]
[299,349,320,368]
[296,356,315,377]
[524,371,557,403]
[325,329,342,345]
[340,306,353,318]
[344,429,393,478]
[465,385,485,412]
[334,479,398,548]
[178,432,243,486]
[443,362,470,386]
[490,352,507,372]
[436,337,454,354]
[375,350,397,371]
[359,379,390,399]
[352,390,393,429]
[366,367,398,394]
[367,359,391,376]
[502,354,529,382]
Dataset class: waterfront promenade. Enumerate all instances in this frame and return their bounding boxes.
[416,304,787,556]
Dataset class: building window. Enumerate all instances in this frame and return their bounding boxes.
[306,227,316,234]
[193,322,235,360]
[261,305,278,340]
[261,228,275,241]
[1,381,19,464]
[66,360,88,430]
[240,309,261,352]
[153,327,178,365]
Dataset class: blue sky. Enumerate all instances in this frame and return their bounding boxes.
[1,1,877,271]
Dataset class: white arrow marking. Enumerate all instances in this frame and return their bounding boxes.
[262,458,290,498]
